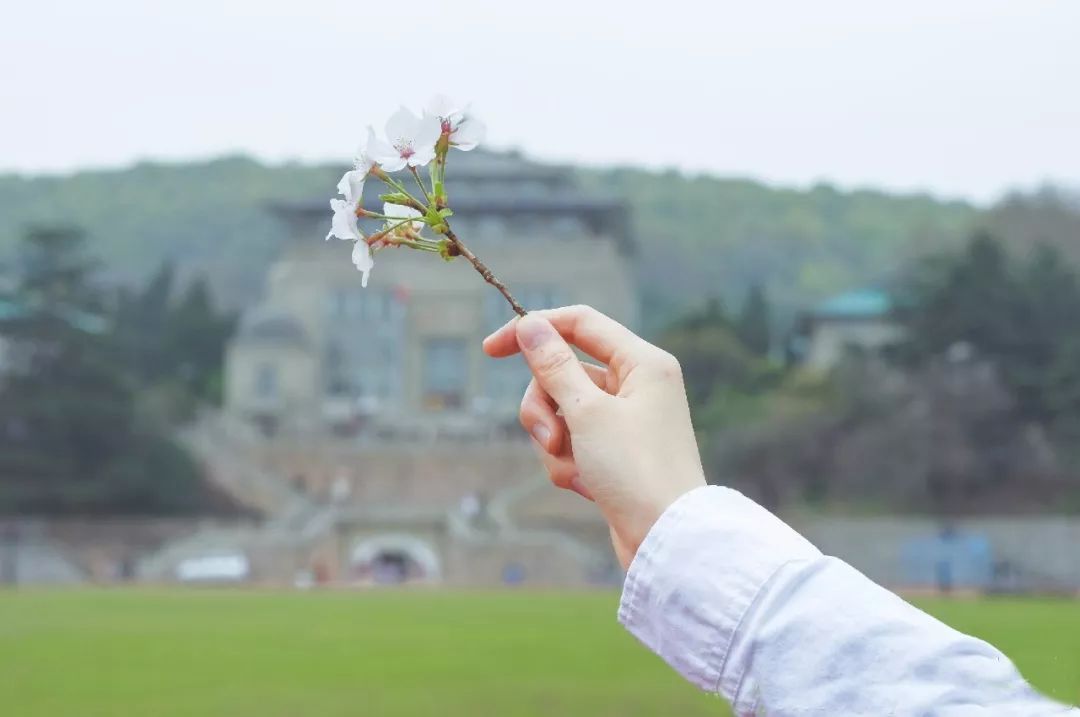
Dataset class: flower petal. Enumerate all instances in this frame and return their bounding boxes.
[352,240,374,288]
[328,198,362,241]
[425,94,461,120]
[376,155,407,172]
[353,126,381,173]
[385,106,421,145]
[365,126,396,164]
[407,143,437,168]
[414,113,442,148]
[451,115,486,151]
[336,169,366,204]
[383,202,423,229]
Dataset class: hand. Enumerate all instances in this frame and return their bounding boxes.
[483,305,707,569]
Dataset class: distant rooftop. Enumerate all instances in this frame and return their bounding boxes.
[235,307,309,347]
[268,149,632,250]
[813,289,893,319]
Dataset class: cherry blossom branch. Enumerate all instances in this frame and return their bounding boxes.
[443,226,527,317]
[328,97,512,309]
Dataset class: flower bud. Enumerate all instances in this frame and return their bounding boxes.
[379,193,425,213]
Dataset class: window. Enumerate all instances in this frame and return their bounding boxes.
[324,342,350,395]
[423,338,467,410]
[254,362,278,399]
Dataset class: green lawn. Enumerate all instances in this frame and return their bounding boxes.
[1,590,1077,716]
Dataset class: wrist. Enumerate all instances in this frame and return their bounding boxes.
[626,476,707,560]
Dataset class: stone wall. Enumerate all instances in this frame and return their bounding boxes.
[797,515,1080,592]
[253,440,543,508]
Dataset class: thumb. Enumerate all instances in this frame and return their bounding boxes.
[516,314,603,410]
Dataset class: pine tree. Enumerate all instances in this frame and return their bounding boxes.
[736,283,772,356]
[167,276,235,401]
[0,227,205,515]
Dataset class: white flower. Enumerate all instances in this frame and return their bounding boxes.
[326,198,362,242]
[383,201,424,231]
[336,170,365,205]
[351,239,374,288]
[367,107,440,172]
[424,95,486,151]
[336,127,381,205]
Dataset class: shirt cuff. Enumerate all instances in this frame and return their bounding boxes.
[617,485,821,698]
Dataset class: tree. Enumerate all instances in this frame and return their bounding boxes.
[899,232,1080,424]
[0,227,209,515]
[114,264,234,405]
[736,283,772,356]
[660,298,778,415]
[166,276,234,402]
[115,260,174,383]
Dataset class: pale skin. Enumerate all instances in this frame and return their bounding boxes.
[482,305,707,569]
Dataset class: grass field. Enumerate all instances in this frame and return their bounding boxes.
[2,590,1078,716]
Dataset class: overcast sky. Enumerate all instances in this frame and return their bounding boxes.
[3,0,1078,202]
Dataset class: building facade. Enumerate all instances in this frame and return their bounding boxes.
[225,150,637,438]
[791,289,904,370]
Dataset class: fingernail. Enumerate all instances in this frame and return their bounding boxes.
[517,315,554,350]
[569,475,593,502]
[531,423,551,450]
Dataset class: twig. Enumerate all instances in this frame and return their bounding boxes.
[444,227,527,317]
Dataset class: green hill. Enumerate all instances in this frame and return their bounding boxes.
[0,156,980,331]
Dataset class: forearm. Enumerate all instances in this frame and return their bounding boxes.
[618,486,1079,716]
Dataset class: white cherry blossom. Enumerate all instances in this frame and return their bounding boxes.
[424,95,486,151]
[326,198,363,242]
[336,170,365,205]
[336,127,380,205]
[351,239,374,288]
[367,108,440,171]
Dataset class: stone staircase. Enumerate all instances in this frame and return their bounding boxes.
[141,412,611,585]
[139,413,332,581]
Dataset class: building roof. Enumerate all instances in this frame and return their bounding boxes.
[813,289,893,320]
[268,149,634,252]
[235,308,309,347]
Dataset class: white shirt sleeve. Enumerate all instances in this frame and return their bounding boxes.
[618,485,1079,716]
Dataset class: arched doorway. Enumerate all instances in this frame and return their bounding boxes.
[350,534,441,585]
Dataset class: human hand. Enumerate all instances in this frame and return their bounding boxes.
[482,306,706,569]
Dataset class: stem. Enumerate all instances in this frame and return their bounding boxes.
[366,217,422,245]
[394,238,442,252]
[408,166,434,204]
[444,226,527,317]
[381,175,425,208]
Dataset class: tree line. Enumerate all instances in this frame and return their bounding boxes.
[0,227,236,515]
[672,230,1080,515]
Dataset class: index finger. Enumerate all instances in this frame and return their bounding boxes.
[482,305,645,367]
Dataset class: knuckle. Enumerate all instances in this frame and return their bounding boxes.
[548,466,575,489]
[652,349,683,379]
[535,346,575,376]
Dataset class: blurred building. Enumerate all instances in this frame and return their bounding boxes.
[224,150,637,438]
[791,288,904,370]
[159,151,638,589]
